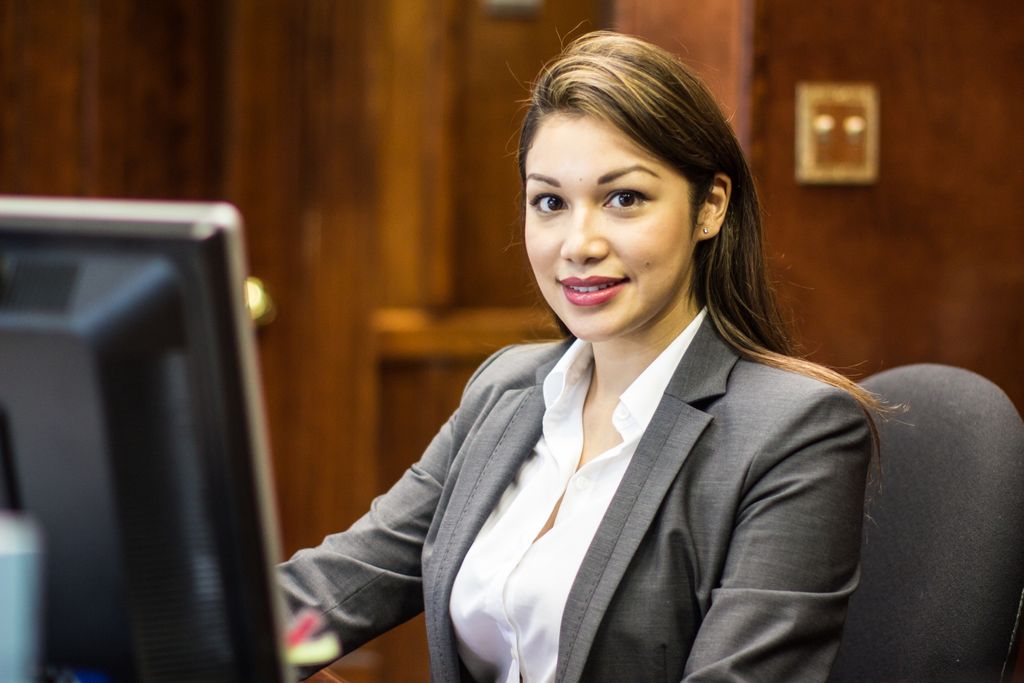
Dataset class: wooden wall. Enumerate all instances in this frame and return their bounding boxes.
[3,1,1021,681]
[0,0,381,560]
[0,0,225,198]
[615,0,753,147]
[751,0,1024,409]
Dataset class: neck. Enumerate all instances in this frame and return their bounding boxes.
[589,307,700,400]
[589,340,660,400]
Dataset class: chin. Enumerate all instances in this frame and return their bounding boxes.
[560,320,622,343]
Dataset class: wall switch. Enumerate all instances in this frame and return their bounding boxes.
[796,82,879,184]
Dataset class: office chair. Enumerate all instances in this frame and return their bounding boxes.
[828,364,1024,683]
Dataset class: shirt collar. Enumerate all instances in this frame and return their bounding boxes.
[542,338,593,410]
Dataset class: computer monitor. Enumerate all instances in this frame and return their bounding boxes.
[0,197,290,682]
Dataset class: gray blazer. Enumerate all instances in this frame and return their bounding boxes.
[278,321,872,682]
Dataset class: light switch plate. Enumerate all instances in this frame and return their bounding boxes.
[796,82,879,184]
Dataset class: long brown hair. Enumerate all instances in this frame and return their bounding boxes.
[518,31,884,427]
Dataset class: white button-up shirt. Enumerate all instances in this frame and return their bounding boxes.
[449,310,706,683]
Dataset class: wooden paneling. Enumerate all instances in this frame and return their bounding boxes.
[0,0,223,198]
[375,306,558,360]
[373,0,609,310]
[88,1,225,199]
[371,0,459,308]
[751,0,1024,408]
[0,0,86,194]
[451,0,610,308]
[0,0,381,603]
[222,0,380,555]
[615,0,754,147]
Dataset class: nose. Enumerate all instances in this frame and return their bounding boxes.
[559,209,608,264]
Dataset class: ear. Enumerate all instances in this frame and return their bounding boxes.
[696,172,732,240]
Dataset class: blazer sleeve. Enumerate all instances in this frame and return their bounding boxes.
[275,346,515,675]
[682,386,873,682]
[277,412,454,661]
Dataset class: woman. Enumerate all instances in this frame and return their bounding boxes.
[279,31,876,683]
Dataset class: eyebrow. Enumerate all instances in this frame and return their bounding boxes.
[526,165,660,188]
[597,164,660,185]
[525,173,560,187]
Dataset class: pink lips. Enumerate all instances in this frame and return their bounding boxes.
[559,276,626,307]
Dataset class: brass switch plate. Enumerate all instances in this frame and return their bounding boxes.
[796,82,879,184]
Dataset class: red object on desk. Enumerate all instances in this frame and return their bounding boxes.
[286,610,322,648]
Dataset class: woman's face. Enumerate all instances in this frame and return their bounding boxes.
[524,114,725,351]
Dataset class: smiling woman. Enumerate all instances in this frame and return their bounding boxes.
[523,114,725,361]
[278,31,878,683]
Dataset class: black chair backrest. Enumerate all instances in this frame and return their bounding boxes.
[829,364,1024,683]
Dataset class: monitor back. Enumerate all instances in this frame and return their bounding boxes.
[0,197,289,682]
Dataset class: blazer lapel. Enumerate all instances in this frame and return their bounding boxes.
[426,382,547,682]
[556,322,739,683]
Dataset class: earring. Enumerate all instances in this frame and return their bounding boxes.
[702,227,710,234]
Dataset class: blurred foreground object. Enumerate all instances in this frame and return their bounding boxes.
[0,514,42,683]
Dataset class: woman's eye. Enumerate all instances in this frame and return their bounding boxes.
[606,190,644,209]
[530,194,565,214]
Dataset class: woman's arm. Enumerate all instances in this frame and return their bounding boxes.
[277,411,457,657]
[275,344,521,673]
